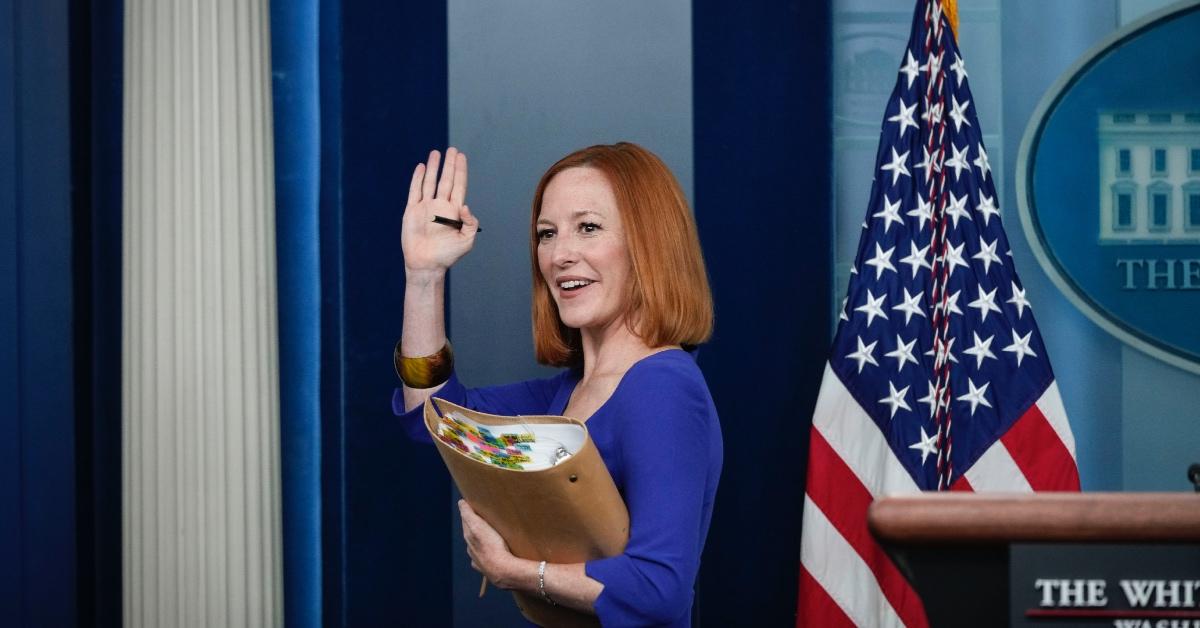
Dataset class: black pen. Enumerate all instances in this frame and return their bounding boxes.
[432,215,482,233]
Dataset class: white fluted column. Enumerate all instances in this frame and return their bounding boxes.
[122,0,282,626]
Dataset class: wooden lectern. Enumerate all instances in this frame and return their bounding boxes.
[868,493,1200,627]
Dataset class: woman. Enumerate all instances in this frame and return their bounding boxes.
[392,142,722,627]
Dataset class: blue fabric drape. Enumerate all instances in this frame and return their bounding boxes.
[269,0,452,623]
[269,1,322,626]
[692,1,832,625]
[2,0,77,624]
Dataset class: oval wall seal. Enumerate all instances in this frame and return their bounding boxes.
[1017,0,1200,375]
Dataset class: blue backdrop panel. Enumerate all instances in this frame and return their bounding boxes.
[692,0,833,625]
[0,0,21,619]
[337,1,452,624]
[269,1,323,626]
[70,0,125,624]
[0,0,78,624]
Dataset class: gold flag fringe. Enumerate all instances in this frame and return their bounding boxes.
[942,0,960,40]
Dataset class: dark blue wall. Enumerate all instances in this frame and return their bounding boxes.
[71,0,124,625]
[0,0,79,625]
[333,1,453,624]
[693,1,832,625]
[0,2,19,620]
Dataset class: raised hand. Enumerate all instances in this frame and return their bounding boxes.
[401,147,480,276]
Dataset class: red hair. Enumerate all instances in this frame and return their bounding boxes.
[529,142,714,367]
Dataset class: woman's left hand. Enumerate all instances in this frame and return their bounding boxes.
[459,500,520,588]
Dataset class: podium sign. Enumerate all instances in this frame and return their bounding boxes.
[1010,544,1200,628]
[868,493,1200,627]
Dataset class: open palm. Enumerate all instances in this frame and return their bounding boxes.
[401,147,479,274]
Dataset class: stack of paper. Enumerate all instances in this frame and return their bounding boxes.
[435,411,581,471]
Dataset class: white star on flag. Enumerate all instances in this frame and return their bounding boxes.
[1007,282,1031,319]
[880,147,911,185]
[874,197,905,234]
[925,336,959,367]
[976,192,1000,226]
[949,52,967,86]
[917,381,938,418]
[944,144,970,181]
[944,190,971,227]
[943,241,970,277]
[909,426,939,464]
[885,334,920,372]
[919,49,943,77]
[892,288,927,324]
[845,336,880,373]
[865,243,898,279]
[972,236,1002,274]
[948,95,971,131]
[973,143,991,179]
[914,146,938,183]
[879,381,913,419]
[854,289,889,327]
[889,99,919,136]
[898,49,920,88]
[1003,329,1038,366]
[968,286,1003,322]
[956,377,993,416]
[933,289,964,318]
[962,331,997,369]
[921,99,944,126]
[907,194,933,225]
[900,241,933,278]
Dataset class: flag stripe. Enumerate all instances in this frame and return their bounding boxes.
[806,429,929,628]
[1035,382,1077,459]
[813,365,921,496]
[800,497,906,628]
[797,566,858,628]
[949,474,973,491]
[962,439,1032,492]
[1001,404,1081,490]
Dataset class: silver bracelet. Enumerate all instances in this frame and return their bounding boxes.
[537,560,557,606]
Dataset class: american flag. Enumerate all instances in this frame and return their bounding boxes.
[796,1,1080,625]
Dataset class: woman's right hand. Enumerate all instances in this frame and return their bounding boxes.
[401,147,479,278]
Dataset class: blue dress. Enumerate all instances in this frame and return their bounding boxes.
[392,348,723,627]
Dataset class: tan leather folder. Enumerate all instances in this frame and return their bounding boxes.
[424,397,630,627]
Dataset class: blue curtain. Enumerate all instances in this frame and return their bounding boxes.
[270,0,454,623]
[692,1,832,624]
[1,0,77,624]
[269,1,322,626]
